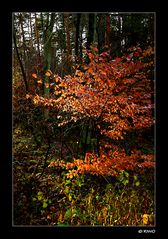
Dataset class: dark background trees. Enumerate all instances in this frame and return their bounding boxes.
[13,12,154,87]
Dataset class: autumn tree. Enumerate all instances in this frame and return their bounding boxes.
[28,43,154,178]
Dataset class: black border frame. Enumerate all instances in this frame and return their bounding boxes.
[1,2,163,238]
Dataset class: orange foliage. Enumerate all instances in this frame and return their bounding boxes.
[48,146,154,178]
[30,45,154,177]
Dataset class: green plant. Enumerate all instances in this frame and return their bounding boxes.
[117,170,129,186]
[32,191,51,209]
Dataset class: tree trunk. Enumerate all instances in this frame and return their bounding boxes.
[13,28,29,93]
[75,13,81,63]
[97,14,105,53]
[35,13,41,58]
[105,13,111,48]
[86,13,96,50]
[64,13,72,74]
[19,13,27,81]
[79,30,83,63]
[43,13,56,118]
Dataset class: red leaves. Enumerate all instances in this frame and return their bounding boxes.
[88,68,94,74]
[30,49,154,134]
[30,46,154,177]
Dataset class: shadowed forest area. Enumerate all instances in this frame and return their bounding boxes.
[13,12,155,226]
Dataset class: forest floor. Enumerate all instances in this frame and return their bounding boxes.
[13,127,155,226]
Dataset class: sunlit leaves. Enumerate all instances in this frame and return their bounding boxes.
[32,73,37,78]
[45,70,52,77]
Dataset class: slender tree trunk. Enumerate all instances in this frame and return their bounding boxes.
[79,30,83,63]
[97,14,105,53]
[19,13,27,71]
[105,13,110,48]
[75,13,81,63]
[42,13,55,118]
[35,13,41,58]
[13,28,29,93]
[29,13,34,49]
[64,13,72,74]
[86,13,96,50]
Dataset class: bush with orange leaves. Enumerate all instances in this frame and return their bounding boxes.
[48,146,154,179]
[32,45,154,178]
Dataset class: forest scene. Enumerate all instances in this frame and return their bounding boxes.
[13,12,155,226]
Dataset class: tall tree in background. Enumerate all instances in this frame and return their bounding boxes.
[13,12,155,95]
[13,27,29,93]
[42,12,56,117]
[97,14,106,53]
[35,13,41,60]
[105,13,111,48]
[19,13,27,71]
[86,13,96,50]
[75,13,81,63]
[64,13,73,74]
[42,13,56,73]
[122,13,154,50]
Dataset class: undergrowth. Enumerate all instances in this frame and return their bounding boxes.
[13,127,155,226]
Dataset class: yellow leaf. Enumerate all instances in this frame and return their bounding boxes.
[45,72,50,77]
[45,70,52,77]
[142,214,149,225]
[59,82,65,87]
